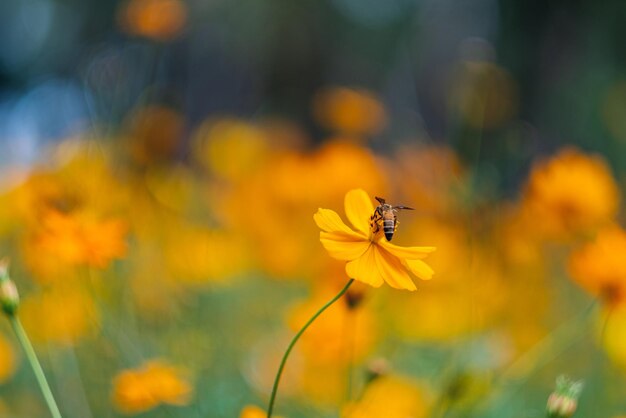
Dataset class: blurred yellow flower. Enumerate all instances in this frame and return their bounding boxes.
[0,334,17,383]
[7,148,127,227]
[600,306,626,371]
[193,118,271,181]
[285,285,377,404]
[112,360,192,414]
[222,140,385,279]
[164,225,249,286]
[20,285,99,345]
[522,148,619,239]
[240,405,284,418]
[287,290,377,366]
[33,210,127,269]
[568,224,626,306]
[342,375,430,418]
[389,252,507,341]
[314,189,435,290]
[313,87,387,136]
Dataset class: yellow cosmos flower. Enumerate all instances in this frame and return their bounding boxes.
[314,189,435,291]
[522,147,619,239]
[112,360,192,414]
[568,224,626,306]
[600,305,626,371]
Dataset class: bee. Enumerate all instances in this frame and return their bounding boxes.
[371,197,414,241]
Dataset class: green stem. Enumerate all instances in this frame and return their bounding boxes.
[266,278,355,418]
[9,315,63,418]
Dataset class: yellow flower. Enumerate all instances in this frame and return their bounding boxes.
[522,147,619,239]
[312,87,387,136]
[568,224,626,306]
[287,289,377,365]
[118,0,187,41]
[20,285,99,345]
[32,210,127,269]
[112,360,192,414]
[341,375,430,418]
[600,306,626,370]
[192,118,270,181]
[314,189,435,291]
[222,140,385,279]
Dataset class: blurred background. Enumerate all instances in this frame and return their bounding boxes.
[2,0,626,417]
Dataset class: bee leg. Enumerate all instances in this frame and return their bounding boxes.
[370,213,382,233]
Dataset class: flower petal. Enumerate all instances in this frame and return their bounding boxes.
[379,239,436,260]
[345,246,384,288]
[344,189,375,236]
[404,259,434,281]
[320,232,371,260]
[314,208,362,236]
[374,247,417,291]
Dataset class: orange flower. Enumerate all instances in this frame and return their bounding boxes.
[523,148,619,239]
[314,189,435,291]
[568,224,626,306]
[312,87,387,136]
[33,210,127,269]
[118,0,187,41]
[112,360,192,414]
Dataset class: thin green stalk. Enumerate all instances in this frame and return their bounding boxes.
[10,315,63,418]
[267,279,355,418]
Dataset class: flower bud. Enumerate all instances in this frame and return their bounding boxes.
[546,376,583,418]
[0,259,19,316]
[0,279,19,316]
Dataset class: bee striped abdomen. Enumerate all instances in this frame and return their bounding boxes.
[374,197,412,241]
[383,218,395,241]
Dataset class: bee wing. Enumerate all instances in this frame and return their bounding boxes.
[375,196,386,205]
[394,205,414,210]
